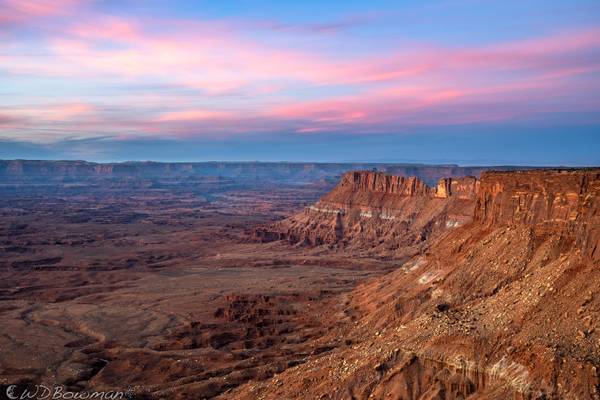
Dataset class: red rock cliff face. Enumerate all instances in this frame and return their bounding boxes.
[319,171,477,208]
[254,171,479,257]
[338,171,431,196]
[255,169,600,261]
[241,169,600,400]
[435,176,480,199]
[475,169,600,260]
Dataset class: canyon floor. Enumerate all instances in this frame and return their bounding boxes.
[0,176,397,399]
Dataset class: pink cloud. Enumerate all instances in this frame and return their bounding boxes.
[0,114,20,127]
[6,102,95,122]
[0,0,81,25]
[155,110,228,122]
[4,12,599,90]
[47,102,94,120]
[68,17,140,42]
[1,6,599,142]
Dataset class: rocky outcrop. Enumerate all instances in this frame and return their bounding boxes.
[475,169,600,260]
[256,169,600,260]
[236,168,600,400]
[337,172,431,196]
[253,171,478,257]
[475,169,598,226]
[435,176,479,199]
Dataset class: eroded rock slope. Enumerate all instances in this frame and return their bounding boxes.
[253,171,479,258]
[237,169,600,399]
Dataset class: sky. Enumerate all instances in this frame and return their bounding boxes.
[0,0,599,165]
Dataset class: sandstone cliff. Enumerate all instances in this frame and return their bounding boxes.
[475,169,600,261]
[253,171,478,258]
[237,168,600,400]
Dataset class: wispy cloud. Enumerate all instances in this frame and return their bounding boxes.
[0,1,599,143]
[0,0,82,26]
[244,15,374,34]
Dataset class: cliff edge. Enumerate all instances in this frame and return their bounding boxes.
[253,171,479,258]
[239,168,600,400]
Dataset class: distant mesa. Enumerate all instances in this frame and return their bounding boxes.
[0,159,526,185]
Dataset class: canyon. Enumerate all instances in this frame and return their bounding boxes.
[244,168,600,399]
[0,162,598,399]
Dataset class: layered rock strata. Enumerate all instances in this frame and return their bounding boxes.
[235,169,600,399]
[253,171,479,257]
